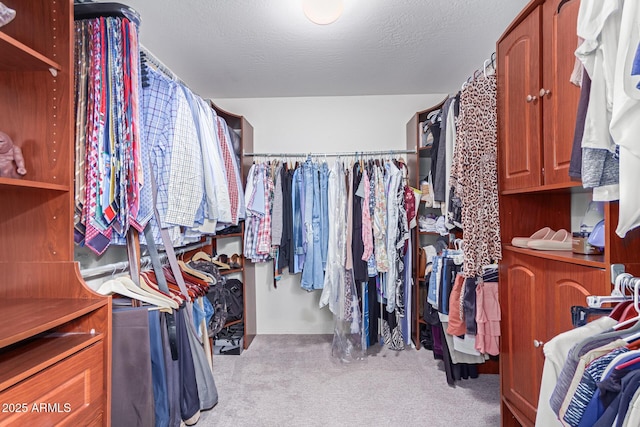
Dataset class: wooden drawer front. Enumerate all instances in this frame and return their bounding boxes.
[0,342,104,426]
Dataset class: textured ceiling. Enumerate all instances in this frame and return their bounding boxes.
[122,0,529,98]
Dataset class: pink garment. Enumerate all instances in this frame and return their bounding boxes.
[475,281,500,356]
[446,274,467,337]
[361,170,374,261]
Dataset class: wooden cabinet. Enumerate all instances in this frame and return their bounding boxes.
[211,102,257,350]
[497,2,640,426]
[0,1,111,425]
[500,250,608,426]
[498,0,581,192]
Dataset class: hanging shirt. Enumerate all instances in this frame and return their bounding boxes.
[609,0,640,237]
[320,161,347,314]
[189,96,225,232]
[373,165,389,272]
[575,0,622,202]
[164,86,204,228]
[384,160,403,312]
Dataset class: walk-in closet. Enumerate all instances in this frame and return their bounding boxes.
[1,0,640,426]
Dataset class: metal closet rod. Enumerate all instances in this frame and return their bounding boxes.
[140,44,190,91]
[244,149,417,158]
[80,237,212,279]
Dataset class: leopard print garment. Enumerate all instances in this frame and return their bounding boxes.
[450,74,502,278]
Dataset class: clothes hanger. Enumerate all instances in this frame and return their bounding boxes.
[572,276,640,359]
[117,276,179,310]
[96,277,174,311]
[140,271,185,306]
[178,260,213,282]
[191,250,212,262]
[587,273,632,308]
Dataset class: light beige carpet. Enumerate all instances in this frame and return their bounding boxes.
[198,334,500,427]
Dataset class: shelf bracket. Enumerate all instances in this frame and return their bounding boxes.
[48,67,58,77]
[611,264,625,284]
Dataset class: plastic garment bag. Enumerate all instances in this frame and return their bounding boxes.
[331,267,366,363]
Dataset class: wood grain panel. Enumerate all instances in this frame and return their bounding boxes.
[498,192,570,247]
[547,265,607,338]
[500,251,545,423]
[0,71,70,185]
[0,0,70,62]
[0,342,103,426]
[498,6,542,191]
[542,0,581,185]
[0,188,71,261]
[0,261,103,299]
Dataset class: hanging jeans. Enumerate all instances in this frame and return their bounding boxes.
[301,160,324,289]
[319,162,329,270]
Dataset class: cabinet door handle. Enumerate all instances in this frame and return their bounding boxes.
[539,88,551,98]
[533,339,544,348]
[526,94,538,103]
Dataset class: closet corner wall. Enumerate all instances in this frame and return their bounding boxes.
[406,98,447,349]
[211,101,257,350]
[496,1,640,426]
[0,1,111,425]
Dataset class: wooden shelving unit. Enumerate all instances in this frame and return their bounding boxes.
[211,102,257,351]
[0,1,111,425]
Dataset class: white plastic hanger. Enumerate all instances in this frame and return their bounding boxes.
[587,272,632,308]
[97,277,176,310]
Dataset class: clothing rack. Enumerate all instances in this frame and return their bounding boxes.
[244,148,416,158]
[80,237,212,279]
[461,52,496,89]
[140,44,189,90]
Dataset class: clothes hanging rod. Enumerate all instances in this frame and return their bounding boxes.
[140,44,190,91]
[80,237,212,279]
[243,149,417,158]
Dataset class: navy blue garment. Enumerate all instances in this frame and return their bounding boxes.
[161,313,181,427]
[149,310,170,427]
[176,308,200,422]
[352,164,368,283]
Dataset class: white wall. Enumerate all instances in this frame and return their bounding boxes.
[216,94,446,334]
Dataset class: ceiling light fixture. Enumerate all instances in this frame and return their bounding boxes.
[303,0,344,25]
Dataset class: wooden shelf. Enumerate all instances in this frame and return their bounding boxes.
[222,319,243,328]
[0,177,69,192]
[503,245,606,268]
[418,146,432,158]
[418,230,442,236]
[0,333,103,392]
[0,31,61,71]
[213,232,243,239]
[220,268,243,276]
[0,299,107,348]
[500,180,584,195]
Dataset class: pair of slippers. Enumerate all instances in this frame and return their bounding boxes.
[216,254,242,270]
[511,227,572,251]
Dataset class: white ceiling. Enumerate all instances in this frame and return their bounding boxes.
[122,0,529,99]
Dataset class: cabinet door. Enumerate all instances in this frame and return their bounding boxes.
[545,263,607,338]
[541,0,582,186]
[498,6,543,192]
[500,251,546,423]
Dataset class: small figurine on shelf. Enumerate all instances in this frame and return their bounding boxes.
[0,2,16,28]
[0,131,27,178]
